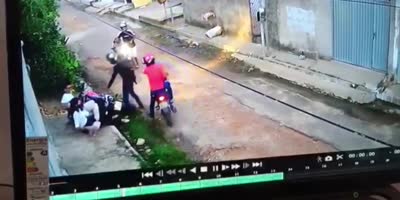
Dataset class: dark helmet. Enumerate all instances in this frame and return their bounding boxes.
[106,53,118,64]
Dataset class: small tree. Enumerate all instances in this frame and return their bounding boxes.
[20,0,81,96]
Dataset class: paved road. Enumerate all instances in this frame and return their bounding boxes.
[58,1,392,163]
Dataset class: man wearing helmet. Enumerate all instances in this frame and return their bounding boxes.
[142,53,176,119]
[113,21,139,66]
[107,53,144,112]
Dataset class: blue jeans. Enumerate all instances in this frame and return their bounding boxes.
[164,81,173,101]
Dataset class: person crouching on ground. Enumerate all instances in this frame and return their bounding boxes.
[69,97,101,136]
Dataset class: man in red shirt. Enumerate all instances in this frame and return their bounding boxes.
[142,53,175,119]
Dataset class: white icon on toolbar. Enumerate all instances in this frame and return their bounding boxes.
[252,162,262,167]
[317,156,323,163]
[231,164,240,170]
[243,163,250,169]
[178,168,186,174]
[200,166,208,173]
[212,165,219,172]
[156,170,163,177]
[166,169,176,175]
[142,172,153,178]
[190,167,197,174]
[325,156,333,162]
[336,154,344,160]
[222,165,230,171]
[386,159,390,163]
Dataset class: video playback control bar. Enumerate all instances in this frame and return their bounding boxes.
[50,148,400,195]
[141,162,262,179]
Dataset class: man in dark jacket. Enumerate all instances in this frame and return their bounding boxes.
[107,56,144,111]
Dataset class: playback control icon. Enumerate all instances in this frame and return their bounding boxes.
[252,162,262,168]
[142,172,153,178]
[231,164,240,170]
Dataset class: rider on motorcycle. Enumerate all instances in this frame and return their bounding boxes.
[113,21,139,66]
[142,53,176,119]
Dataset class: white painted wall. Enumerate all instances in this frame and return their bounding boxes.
[276,0,333,58]
[0,0,14,198]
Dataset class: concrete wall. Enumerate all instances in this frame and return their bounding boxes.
[22,45,67,177]
[183,0,253,42]
[266,0,333,58]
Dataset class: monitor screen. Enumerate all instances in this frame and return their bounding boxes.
[18,0,400,199]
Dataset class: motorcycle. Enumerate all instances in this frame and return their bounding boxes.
[61,81,123,127]
[154,90,175,127]
[112,38,136,62]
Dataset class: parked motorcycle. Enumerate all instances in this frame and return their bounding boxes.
[61,81,123,126]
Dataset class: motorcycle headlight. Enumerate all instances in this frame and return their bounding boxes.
[120,44,130,55]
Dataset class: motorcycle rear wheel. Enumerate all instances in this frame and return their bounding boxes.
[161,108,173,127]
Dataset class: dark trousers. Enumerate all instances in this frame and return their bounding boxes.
[123,81,144,110]
[149,89,166,118]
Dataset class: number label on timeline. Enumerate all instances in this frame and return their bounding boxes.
[369,152,376,157]
[394,149,400,154]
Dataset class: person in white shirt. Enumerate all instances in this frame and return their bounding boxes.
[70,98,102,136]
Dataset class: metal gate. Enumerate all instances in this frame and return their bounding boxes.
[249,0,262,43]
[333,0,390,72]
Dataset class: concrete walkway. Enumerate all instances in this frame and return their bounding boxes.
[44,116,140,176]
[118,0,183,23]
[110,1,400,107]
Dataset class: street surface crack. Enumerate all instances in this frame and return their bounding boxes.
[223,91,255,111]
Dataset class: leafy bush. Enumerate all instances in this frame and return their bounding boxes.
[20,0,81,96]
[121,114,192,168]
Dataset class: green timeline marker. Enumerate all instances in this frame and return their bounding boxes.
[180,180,201,191]
[50,173,284,200]
[200,179,220,188]
[160,182,181,192]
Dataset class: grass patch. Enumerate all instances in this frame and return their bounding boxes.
[120,113,192,169]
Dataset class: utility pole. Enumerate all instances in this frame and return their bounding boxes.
[157,0,168,20]
[257,0,268,56]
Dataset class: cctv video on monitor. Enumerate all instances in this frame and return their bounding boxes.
[20,0,400,198]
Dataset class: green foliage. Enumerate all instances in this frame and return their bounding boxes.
[20,0,81,96]
[121,114,192,169]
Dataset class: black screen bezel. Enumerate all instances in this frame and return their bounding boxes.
[5,0,400,199]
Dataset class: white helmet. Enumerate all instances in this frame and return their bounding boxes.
[120,21,127,30]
